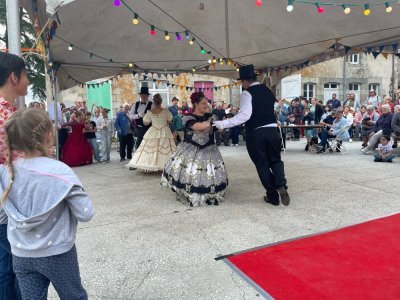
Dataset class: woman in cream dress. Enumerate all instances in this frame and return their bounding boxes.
[127,94,176,172]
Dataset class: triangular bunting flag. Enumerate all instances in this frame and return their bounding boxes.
[372,52,380,59]
[379,46,385,53]
[366,47,373,53]
[344,46,352,54]
[382,53,389,59]
[392,43,398,51]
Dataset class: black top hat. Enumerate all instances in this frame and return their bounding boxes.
[237,64,257,80]
[139,86,150,95]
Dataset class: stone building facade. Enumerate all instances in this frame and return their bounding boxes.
[275,53,399,105]
[58,73,241,115]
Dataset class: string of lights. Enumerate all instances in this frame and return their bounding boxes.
[281,0,399,14]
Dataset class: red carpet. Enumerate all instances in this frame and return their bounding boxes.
[220,214,400,299]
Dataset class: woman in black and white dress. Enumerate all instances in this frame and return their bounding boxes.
[161,92,228,207]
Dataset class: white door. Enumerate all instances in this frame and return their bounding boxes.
[324,89,339,103]
[323,83,339,103]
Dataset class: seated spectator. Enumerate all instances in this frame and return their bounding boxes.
[360,105,380,148]
[353,105,366,139]
[391,105,400,148]
[378,96,394,114]
[317,110,336,153]
[361,105,393,154]
[343,106,354,142]
[374,135,395,162]
[302,107,315,151]
[320,105,331,122]
[318,110,349,153]
[343,92,361,112]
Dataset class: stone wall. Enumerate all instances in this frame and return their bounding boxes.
[276,53,399,104]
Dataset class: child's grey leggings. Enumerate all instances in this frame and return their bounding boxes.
[12,245,87,300]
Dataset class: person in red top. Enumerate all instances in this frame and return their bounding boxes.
[0,52,29,299]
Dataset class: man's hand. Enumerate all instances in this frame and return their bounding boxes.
[213,120,224,130]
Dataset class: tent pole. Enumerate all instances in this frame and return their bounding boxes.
[342,55,346,102]
[391,54,395,99]
[224,0,232,104]
[6,0,25,108]
[51,69,60,161]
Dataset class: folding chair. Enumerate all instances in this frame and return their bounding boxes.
[327,124,351,154]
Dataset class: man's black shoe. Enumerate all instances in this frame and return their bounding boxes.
[129,167,137,170]
[263,196,279,206]
[278,186,290,206]
[120,158,126,162]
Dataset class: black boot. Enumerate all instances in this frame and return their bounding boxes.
[305,143,309,151]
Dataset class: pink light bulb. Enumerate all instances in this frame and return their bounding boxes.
[317,6,324,13]
[256,0,263,7]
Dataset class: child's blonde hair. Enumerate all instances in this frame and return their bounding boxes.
[1,109,53,204]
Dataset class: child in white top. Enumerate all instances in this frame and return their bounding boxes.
[374,135,395,162]
[98,108,114,163]
[0,109,93,299]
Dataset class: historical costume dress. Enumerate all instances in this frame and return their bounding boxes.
[127,109,176,172]
[62,121,93,167]
[161,113,228,207]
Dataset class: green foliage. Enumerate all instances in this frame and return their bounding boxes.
[0,0,46,100]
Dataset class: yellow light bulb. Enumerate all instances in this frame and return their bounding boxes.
[128,63,133,68]
[165,35,170,41]
[364,9,371,16]
[212,58,217,64]
[133,18,139,25]
[344,7,351,14]
[236,68,239,72]
[386,6,392,13]
[189,40,194,45]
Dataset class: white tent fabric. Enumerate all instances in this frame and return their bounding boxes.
[21,0,400,90]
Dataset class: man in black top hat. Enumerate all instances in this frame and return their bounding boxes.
[213,64,290,206]
[131,86,153,149]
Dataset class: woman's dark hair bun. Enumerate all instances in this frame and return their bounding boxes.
[190,91,205,106]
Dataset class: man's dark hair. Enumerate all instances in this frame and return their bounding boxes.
[0,52,26,87]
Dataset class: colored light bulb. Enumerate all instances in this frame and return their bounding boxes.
[114,0,121,7]
[200,47,206,55]
[133,14,139,25]
[255,0,262,7]
[287,0,294,12]
[150,25,155,36]
[176,33,182,41]
[364,4,371,15]
[385,3,392,13]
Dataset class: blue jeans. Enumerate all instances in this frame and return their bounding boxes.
[0,224,20,300]
[374,153,395,162]
[86,138,100,162]
[231,127,240,144]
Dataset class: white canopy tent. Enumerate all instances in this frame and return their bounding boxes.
[21,0,400,90]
